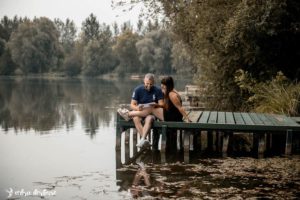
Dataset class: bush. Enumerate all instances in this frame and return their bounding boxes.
[235,70,300,116]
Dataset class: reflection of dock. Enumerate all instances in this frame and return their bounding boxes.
[116,110,300,167]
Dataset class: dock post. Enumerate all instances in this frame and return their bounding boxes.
[183,130,191,163]
[161,125,167,153]
[266,133,272,152]
[258,133,266,155]
[132,128,137,155]
[124,129,130,162]
[222,132,230,155]
[285,130,293,155]
[184,130,190,153]
[115,114,123,151]
[207,130,213,151]
[193,130,201,151]
[116,126,123,151]
[152,128,160,151]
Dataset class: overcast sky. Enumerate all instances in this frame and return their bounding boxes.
[0,0,143,28]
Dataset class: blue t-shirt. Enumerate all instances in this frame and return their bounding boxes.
[132,84,163,104]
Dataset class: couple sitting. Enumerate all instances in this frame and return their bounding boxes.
[118,73,192,148]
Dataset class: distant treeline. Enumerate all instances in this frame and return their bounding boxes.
[0,14,195,76]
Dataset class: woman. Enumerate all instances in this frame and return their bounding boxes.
[160,76,192,122]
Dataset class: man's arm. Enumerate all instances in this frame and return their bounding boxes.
[130,99,142,111]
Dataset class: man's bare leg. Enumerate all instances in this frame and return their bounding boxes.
[141,115,155,139]
[129,108,152,118]
[132,116,143,137]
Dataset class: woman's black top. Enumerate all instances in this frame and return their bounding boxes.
[164,91,183,122]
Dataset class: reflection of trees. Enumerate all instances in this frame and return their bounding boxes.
[79,78,119,136]
[0,77,163,135]
[0,78,61,131]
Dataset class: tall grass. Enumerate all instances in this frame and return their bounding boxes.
[235,70,300,116]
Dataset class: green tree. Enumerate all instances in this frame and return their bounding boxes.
[0,16,24,75]
[118,0,300,110]
[171,40,195,76]
[112,22,120,36]
[81,13,100,43]
[82,24,116,76]
[136,29,173,74]
[8,17,62,74]
[0,47,17,75]
[54,18,77,55]
[120,21,133,33]
[113,30,141,75]
[0,15,24,41]
[62,42,82,77]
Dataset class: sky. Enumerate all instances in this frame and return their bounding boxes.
[0,0,143,29]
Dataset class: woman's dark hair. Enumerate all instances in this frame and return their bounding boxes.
[161,76,174,110]
[161,76,174,95]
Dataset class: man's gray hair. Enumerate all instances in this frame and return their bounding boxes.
[144,73,155,81]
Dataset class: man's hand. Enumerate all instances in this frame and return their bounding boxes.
[138,104,144,111]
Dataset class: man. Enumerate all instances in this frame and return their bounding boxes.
[118,73,164,148]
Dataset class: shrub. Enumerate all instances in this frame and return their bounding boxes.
[235,70,300,116]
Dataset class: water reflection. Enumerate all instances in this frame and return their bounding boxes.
[117,149,300,199]
[0,77,139,135]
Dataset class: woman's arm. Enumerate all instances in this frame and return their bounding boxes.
[169,92,192,122]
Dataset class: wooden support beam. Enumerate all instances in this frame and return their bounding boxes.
[152,128,160,150]
[193,130,201,151]
[207,130,213,151]
[222,132,230,154]
[115,149,122,169]
[115,126,123,150]
[285,130,293,155]
[266,133,272,151]
[184,130,190,153]
[132,128,137,155]
[124,129,130,162]
[161,125,167,153]
[184,152,190,164]
[177,130,182,151]
[258,133,266,155]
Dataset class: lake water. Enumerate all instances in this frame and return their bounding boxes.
[0,77,299,200]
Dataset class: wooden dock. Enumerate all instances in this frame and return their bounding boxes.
[116,110,300,164]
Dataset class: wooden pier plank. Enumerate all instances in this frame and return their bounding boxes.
[272,114,299,126]
[199,111,210,123]
[233,112,245,125]
[225,112,235,124]
[241,113,254,125]
[217,112,226,124]
[208,111,218,124]
[249,113,264,125]
[256,113,274,125]
[188,111,203,122]
[265,114,282,126]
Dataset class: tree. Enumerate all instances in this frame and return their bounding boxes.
[0,15,24,41]
[82,24,117,76]
[0,47,17,75]
[116,0,300,110]
[62,41,83,77]
[81,13,100,43]
[54,18,77,55]
[113,30,141,75]
[136,29,173,74]
[171,40,195,76]
[112,22,120,37]
[8,17,62,74]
